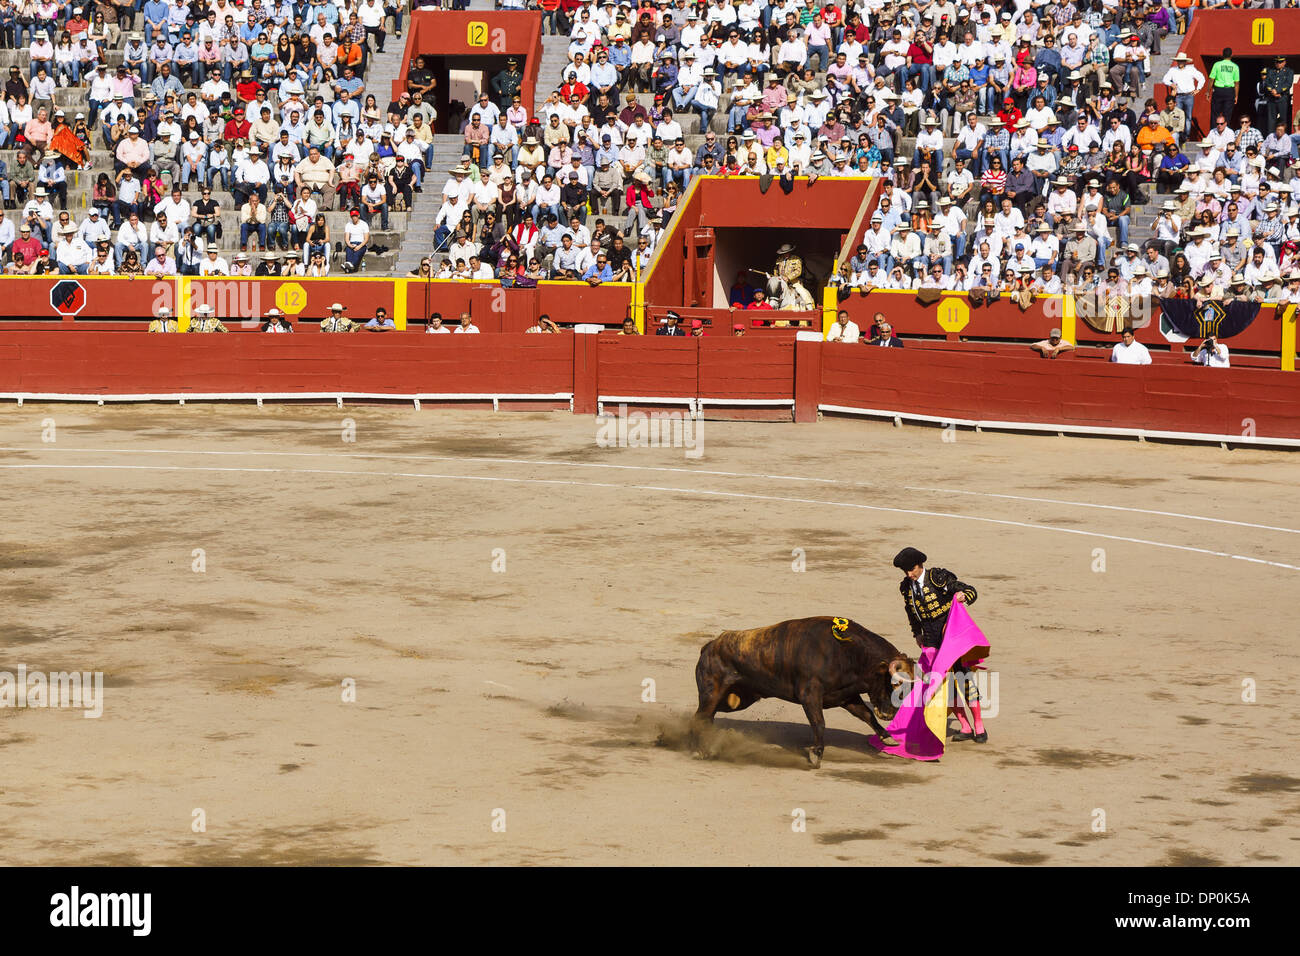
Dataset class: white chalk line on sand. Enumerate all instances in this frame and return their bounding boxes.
[905,486,1300,537]
[3,445,1296,538]
[2,461,1297,572]
[0,445,838,485]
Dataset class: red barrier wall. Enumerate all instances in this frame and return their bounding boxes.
[0,332,573,396]
[817,346,1300,438]
[4,331,1300,443]
[595,336,698,400]
[697,337,794,400]
[695,177,876,230]
[642,178,703,310]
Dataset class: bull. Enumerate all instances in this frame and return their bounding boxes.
[691,616,916,768]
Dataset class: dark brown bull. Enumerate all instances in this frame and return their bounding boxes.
[692,617,916,767]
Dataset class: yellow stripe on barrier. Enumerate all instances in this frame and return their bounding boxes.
[633,256,645,334]
[394,277,407,331]
[1283,304,1297,372]
[822,268,837,339]
[177,275,192,333]
[1061,293,1076,345]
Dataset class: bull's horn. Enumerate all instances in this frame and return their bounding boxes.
[888,658,910,676]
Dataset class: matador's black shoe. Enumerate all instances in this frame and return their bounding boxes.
[950,731,974,742]
[973,731,988,744]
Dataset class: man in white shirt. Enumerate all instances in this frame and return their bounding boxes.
[952,114,985,173]
[1110,328,1152,365]
[825,309,860,343]
[342,208,369,272]
[993,197,1024,238]
[1161,53,1204,135]
[453,312,480,333]
[149,212,180,255]
[55,225,94,274]
[154,187,192,232]
[78,208,112,248]
[199,246,229,275]
[1061,115,1101,154]
[1192,337,1230,368]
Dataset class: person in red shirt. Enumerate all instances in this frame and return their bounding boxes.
[236,73,263,103]
[538,0,561,36]
[842,11,870,45]
[997,98,1022,130]
[906,36,934,94]
[746,287,774,326]
[10,226,43,266]
[224,107,251,142]
[625,172,655,231]
[557,0,585,34]
[559,77,588,103]
[820,3,843,46]
[65,8,91,36]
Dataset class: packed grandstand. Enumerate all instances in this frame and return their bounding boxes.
[0,0,1296,308]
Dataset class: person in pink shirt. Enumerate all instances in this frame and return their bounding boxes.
[110,65,139,104]
[805,14,832,72]
[114,125,151,176]
[24,106,52,155]
[760,75,786,115]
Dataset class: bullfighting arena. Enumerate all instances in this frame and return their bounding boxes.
[1,405,1297,867]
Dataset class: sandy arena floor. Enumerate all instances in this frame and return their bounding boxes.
[0,404,1297,866]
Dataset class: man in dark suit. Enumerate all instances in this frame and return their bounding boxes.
[865,315,904,346]
[655,310,687,335]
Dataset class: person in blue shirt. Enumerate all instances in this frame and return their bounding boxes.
[151,63,184,101]
[363,308,396,332]
[607,36,632,78]
[333,66,363,100]
[142,0,171,38]
[589,49,619,105]
[968,56,991,114]
[1156,142,1189,194]
[595,135,619,170]
[583,252,614,285]
[173,33,199,86]
[1034,34,1062,88]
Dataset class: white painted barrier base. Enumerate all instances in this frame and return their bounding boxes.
[2,392,576,412]
[818,404,1300,449]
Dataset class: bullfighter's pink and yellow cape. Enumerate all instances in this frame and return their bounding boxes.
[868,601,990,761]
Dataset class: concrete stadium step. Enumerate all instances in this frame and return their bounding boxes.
[394,131,488,272]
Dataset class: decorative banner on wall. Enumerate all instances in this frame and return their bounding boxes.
[1158,298,1262,340]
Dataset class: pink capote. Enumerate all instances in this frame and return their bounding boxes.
[867,601,991,761]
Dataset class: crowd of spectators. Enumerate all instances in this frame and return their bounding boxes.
[421,0,1300,305]
[6,0,1300,305]
[1,0,423,276]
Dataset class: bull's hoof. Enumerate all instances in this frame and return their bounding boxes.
[878,735,898,748]
[806,748,822,769]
